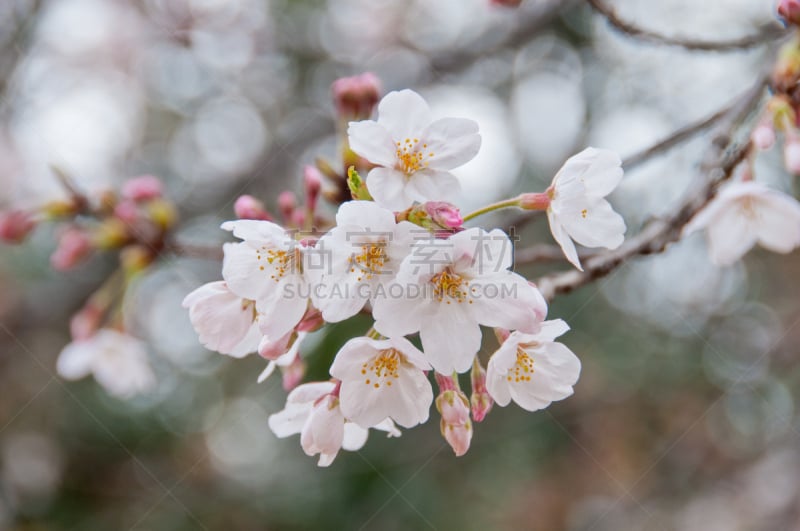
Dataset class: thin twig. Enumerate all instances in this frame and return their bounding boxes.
[537,75,768,300]
[586,0,787,51]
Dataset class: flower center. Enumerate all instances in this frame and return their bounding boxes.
[350,242,388,280]
[507,347,535,383]
[256,246,301,282]
[739,197,760,220]
[430,268,471,304]
[361,348,401,389]
[395,138,434,174]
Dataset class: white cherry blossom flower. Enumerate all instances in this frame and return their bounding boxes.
[182,281,261,358]
[373,227,547,374]
[684,181,800,266]
[221,220,309,341]
[347,89,481,210]
[308,201,415,322]
[547,147,626,270]
[268,381,400,467]
[330,337,433,429]
[486,319,580,412]
[57,329,156,399]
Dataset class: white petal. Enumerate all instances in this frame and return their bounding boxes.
[257,287,308,340]
[268,403,310,437]
[347,120,397,167]
[366,167,413,211]
[334,200,397,230]
[558,197,626,250]
[182,281,256,357]
[221,219,286,243]
[56,340,95,380]
[554,147,623,198]
[467,273,545,333]
[342,422,369,451]
[376,89,431,141]
[419,304,481,373]
[404,169,461,205]
[449,228,513,276]
[754,192,800,253]
[420,117,481,170]
[705,207,758,266]
[547,210,582,270]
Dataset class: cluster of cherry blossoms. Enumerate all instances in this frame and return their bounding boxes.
[181,87,630,464]
[5,46,800,464]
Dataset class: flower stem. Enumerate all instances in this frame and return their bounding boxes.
[462,198,522,222]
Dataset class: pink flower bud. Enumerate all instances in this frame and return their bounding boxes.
[70,303,104,340]
[752,124,776,151]
[258,331,293,360]
[779,0,800,25]
[303,166,323,214]
[51,227,93,271]
[113,200,139,224]
[278,191,297,223]
[297,307,324,332]
[331,72,382,120]
[470,359,493,422]
[234,195,272,221]
[121,175,163,202]
[0,210,36,244]
[518,192,551,210]
[281,353,306,392]
[425,201,463,229]
[784,139,800,175]
[436,389,473,457]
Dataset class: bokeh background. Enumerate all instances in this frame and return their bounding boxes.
[0,0,796,529]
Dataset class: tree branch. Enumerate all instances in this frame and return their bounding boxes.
[586,0,787,51]
[536,76,768,301]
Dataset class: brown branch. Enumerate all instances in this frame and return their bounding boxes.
[515,244,598,265]
[622,97,738,171]
[587,0,787,51]
[536,75,768,301]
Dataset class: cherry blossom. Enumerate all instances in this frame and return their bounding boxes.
[347,89,481,210]
[56,329,156,399]
[546,147,627,270]
[373,227,547,374]
[182,281,261,358]
[330,336,433,429]
[221,220,310,341]
[486,320,580,412]
[685,181,800,266]
[308,201,415,322]
[268,381,400,467]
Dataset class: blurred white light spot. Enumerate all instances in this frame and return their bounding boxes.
[193,98,269,175]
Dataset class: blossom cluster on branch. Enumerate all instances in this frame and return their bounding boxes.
[1,0,799,467]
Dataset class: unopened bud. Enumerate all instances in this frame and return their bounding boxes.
[0,210,36,244]
[518,192,551,210]
[51,227,93,270]
[297,307,324,333]
[752,124,776,151]
[234,195,272,221]
[145,198,178,231]
[470,358,493,422]
[91,218,129,250]
[784,139,800,175]
[346,167,372,201]
[426,201,463,229]
[122,175,163,202]
[259,331,293,360]
[281,353,306,392]
[120,245,154,275]
[278,191,297,223]
[70,302,104,340]
[436,388,473,457]
[42,198,80,219]
[331,72,382,120]
[304,165,323,213]
[113,200,140,224]
[772,43,800,93]
[779,0,800,25]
